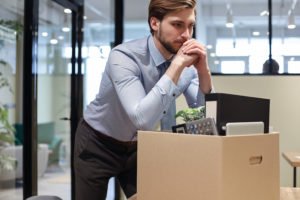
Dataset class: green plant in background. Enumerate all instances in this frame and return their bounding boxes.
[0,61,15,142]
[175,106,205,122]
[0,58,16,174]
[0,106,16,173]
[0,18,19,175]
[0,155,16,172]
[0,19,23,37]
[0,105,15,143]
[0,64,12,93]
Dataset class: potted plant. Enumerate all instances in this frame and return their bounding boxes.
[175,106,205,123]
[0,104,16,171]
[0,60,16,182]
[172,106,206,133]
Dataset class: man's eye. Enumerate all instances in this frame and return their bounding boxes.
[173,23,182,28]
[189,24,195,29]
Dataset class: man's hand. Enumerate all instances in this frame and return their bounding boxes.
[176,39,212,94]
[172,43,199,69]
[166,39,212,94]
[180,39,209,73]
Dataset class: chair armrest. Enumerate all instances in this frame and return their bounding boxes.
[48,135,63,150]
[47,135,64,165]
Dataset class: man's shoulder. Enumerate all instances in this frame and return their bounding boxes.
[113,36,149,53]
[125,37,148,45]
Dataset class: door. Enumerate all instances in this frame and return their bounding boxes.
[21,0,83,199]
[36,1,72,199]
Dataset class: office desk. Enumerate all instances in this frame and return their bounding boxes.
[281,187,300,200]
[282,152,300,187]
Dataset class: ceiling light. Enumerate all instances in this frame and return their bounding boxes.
[50,32,58,45]
[206,44,213,49]
[210,52,216,57]
[62,27,70,32]
[41,32,48,37]
[287,10,296,29]
[260,10,269,16]
[252,31,260,36]
[50,38,58,45]
[64,8,72,14]
[226,8,234,28]
[62,15,70,32]
[58,35,64,40]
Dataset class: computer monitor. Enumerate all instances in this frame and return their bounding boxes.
[205,93,270,136]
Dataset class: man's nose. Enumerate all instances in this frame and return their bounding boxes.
[181,28,191,39]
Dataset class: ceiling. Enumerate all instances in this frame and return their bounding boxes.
[84,0,300,24]
[84,0,300,42]
[1,0,299,30]
[1,0,298,45]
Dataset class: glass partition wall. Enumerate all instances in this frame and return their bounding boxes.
[202,0,300,74]
[0,0,82,199]
[0,0,24,199]
[83,0,116,199]
[36,1,72,199]
[122,0,299,75]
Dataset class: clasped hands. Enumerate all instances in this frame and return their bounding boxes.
[173,39,208,73]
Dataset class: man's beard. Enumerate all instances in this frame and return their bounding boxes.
[157,28,180,54]
[159,37,178,54]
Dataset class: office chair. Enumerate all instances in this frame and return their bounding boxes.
[26,195,62,200]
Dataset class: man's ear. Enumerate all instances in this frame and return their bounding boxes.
[150,17,160,32]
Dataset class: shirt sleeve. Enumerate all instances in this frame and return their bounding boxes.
[183,77,205,108]
[182,67,214,108]
[107,48,180,130]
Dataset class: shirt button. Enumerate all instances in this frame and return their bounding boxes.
[163,111,166,114]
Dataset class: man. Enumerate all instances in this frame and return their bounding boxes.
[74,0,213,199]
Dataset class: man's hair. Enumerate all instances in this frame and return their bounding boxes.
[148,0,196,34]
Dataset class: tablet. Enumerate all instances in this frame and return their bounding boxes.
[225,121,265,135]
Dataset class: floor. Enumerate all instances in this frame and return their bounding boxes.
[0,165,117,200]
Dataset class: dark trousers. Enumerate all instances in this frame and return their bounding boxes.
[74,119,137,200]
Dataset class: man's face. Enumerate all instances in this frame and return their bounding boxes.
[151,8,195,55]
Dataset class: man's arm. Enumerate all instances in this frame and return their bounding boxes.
[165,39,213,94]
[107,49,180,130]
[180,39,213,94]
[197,62,213,94]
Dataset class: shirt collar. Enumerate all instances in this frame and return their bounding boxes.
[148,35,167,68]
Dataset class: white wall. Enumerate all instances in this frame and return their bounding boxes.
[177,75,300,187]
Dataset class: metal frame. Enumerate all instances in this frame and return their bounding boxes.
[23,0,39,197]
[22,0,83,199]
[293,167,297,187]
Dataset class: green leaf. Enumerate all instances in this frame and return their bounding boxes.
[175,106,206,122]
[0,155,17,172]
[0,132,15,144]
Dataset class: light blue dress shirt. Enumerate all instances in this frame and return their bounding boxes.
[84,35,206,141]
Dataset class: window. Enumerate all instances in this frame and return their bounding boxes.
[288,60,300,74]
[212,37,300,74]
[221,61,245,74]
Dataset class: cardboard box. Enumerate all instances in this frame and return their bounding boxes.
[137,131,279,200]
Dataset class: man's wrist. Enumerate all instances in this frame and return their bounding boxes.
[197,67,211,75]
